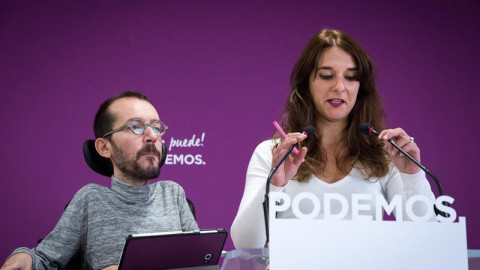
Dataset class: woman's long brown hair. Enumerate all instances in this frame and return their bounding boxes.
[277,29,390,182]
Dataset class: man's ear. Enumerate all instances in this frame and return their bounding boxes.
[95,138,112,158]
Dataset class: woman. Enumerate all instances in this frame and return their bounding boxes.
[230,29,435,248]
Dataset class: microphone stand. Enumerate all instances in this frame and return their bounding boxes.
[363,124,449,217]
[385,139,444,195]
[381,138,448,217]
[263,144,296,244]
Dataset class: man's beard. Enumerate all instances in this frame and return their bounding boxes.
[110,142,161,182]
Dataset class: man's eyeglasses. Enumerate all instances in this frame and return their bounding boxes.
[103,119,168,138]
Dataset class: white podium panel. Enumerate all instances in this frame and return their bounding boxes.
[269,193,468,270]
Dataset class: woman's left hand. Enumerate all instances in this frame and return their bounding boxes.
[378,128,420,174]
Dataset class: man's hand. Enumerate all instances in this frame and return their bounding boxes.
[102,265,118,270]
[0,253,33,270]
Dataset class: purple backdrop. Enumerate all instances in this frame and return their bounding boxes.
[1,0,479,260]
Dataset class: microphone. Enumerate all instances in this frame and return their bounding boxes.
[263,125,315,244]
[359,123,448,218]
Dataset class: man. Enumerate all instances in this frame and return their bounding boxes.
[1,91,199,270]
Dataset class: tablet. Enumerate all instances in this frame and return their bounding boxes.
[118,228,228,270]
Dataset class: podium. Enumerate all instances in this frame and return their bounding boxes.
[267,192,469,270]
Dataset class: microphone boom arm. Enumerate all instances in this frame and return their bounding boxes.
[383,137,444,196]
[263,144,296,244]
[359,123,448,217]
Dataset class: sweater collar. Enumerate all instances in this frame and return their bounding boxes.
[111,176,151,203]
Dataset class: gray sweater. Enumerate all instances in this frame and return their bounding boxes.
[11,177,199,270]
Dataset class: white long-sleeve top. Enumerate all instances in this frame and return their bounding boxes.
[231,140,436,249]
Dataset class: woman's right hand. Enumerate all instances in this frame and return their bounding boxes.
[270,132,308,187]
